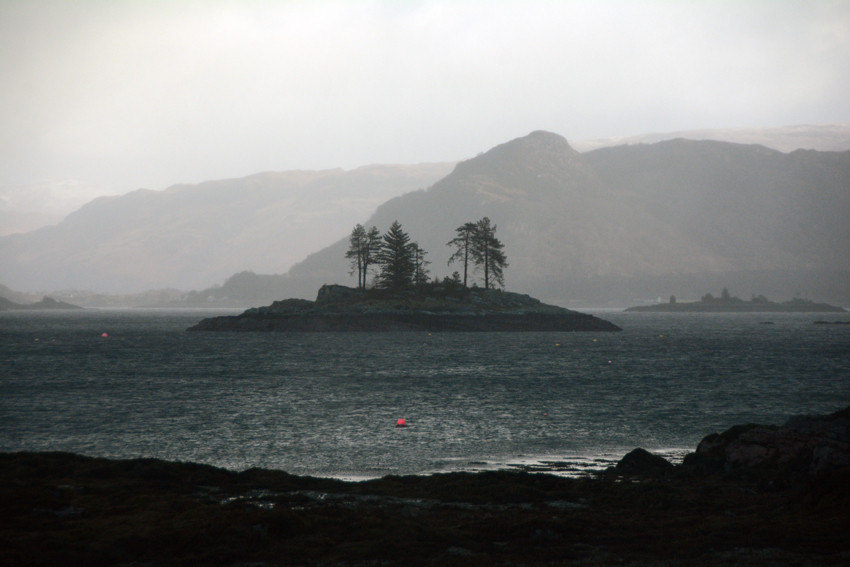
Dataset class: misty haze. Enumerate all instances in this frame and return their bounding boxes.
[2,129,848,308]
[2,2,850,565]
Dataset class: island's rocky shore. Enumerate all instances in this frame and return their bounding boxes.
[188,284,622,332]
[3,406,848,566]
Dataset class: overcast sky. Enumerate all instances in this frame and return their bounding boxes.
[2,0,849,196]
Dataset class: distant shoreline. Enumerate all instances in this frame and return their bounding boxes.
[625,295,845,313]
[0,296,83,311]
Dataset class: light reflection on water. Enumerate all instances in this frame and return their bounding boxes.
[1,308,849,478]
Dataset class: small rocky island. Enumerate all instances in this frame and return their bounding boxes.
[188,284,621,332]
[0,296,83,311]
[626,287,846,313]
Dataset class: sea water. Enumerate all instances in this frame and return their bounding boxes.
[2,308,849,479]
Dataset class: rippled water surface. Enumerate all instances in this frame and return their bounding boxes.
[2,308,848,478]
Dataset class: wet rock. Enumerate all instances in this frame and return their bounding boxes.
[612,448,674,477]
[681,406,850,480]
[4,427,850,566]
[315,283,361,304]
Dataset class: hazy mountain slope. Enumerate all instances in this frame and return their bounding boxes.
[584,140,850,270]
[0,164,454,292]
[3,130,848,306]
[0,209,59,237]
[0,180,122,236]
[4,126,843,238]
[573,124,850,153]
[286,132,850,305]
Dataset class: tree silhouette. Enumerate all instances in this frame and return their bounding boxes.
[471,217,507,290]
[447,222,477,288]
[412,242,430,287]
[375,221,417,290]
[345,224,381,289]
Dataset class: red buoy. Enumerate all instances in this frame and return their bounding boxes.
[101,332,109,338]
[396,418,407,427]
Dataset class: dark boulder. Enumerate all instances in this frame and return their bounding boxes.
[612,448,674,477]
[681,406,850,480]
[315,283,363,304]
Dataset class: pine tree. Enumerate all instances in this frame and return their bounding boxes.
[375,221,416,290]
[362,225,382,287]
[345,224,382,289]
[412,242,430,287]
[345,224,366,289]
[471,217,507,290]
[447,222,477,288]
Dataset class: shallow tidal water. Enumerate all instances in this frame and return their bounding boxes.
[2,308,848,479]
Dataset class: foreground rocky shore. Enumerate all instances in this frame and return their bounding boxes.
[3,407,848,566]
[188,284,622,332]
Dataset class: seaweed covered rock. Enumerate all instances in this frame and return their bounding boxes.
[612,448,675,478]
[681,406,850,480]
[4,449,850,566]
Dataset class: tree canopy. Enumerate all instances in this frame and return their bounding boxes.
[447,217,508,289]
[345,224,381,289]
[471,217,507,290]
[345,217,506,291]
[447,222,477,288]
[375,221,417,290]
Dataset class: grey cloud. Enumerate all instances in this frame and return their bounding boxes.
[1,0,848,195]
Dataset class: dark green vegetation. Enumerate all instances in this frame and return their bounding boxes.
[188,284,621,332]
[347,217,507,292]
[626,287,846,312]
[4,405,849,566]
[447,217,507,290]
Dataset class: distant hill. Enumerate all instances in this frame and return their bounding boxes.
[0,296,82,311]
[2,128,849,307]
[573,124,850,154]
[0,164,454,292]
[283,131,850,306]
[0,180,123,236]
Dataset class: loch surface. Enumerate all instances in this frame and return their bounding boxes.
[2,308,848,478]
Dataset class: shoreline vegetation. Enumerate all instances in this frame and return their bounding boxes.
[3,406,848,566]
[187,284,622,332]
[189,218,620,332]
[626,287,846,313]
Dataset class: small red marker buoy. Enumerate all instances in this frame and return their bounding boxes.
[101,332,109,338]
[396,418,407,427]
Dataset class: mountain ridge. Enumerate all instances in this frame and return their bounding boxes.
[572,123,850,153]
[2,129,848,306]
[0,163,454,292]
[284,132,849,305]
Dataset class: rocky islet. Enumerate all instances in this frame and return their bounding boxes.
[188,284,622,332]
